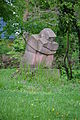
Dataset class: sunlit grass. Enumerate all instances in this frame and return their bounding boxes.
[0,68,80,120]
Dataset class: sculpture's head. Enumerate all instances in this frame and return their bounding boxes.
[40,28,56,42]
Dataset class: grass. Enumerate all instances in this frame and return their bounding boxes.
[0,68,80,120]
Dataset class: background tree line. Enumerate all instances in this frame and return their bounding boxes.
[0,0,80,80]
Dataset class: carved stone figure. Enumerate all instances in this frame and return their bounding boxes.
[22,28,58,68]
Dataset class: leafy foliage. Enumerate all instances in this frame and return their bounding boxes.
[0,0,13,20]
[0,0,80,79]
[12,37,25,52]
[0,0,26,34]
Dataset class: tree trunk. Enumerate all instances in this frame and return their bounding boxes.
[64,31,69,79]
[64,30,73,80]
[23,0,29,22]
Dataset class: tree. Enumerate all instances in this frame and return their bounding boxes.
[0,0,14,20]
[74,1,80,63]
[0,0,26,34]
[57,0,80,79]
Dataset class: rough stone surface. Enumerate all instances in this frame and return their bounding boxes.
[40,28,56,40]
[26,45,36,53]
[43,41,58,51]
[22,28,58,68]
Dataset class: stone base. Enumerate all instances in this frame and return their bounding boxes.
[22,51,54,68]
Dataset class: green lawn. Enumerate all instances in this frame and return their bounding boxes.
[0,69,80,120]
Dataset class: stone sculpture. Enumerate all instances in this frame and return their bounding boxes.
[22,28,58,68]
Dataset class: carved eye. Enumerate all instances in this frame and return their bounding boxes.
[49,37,53,42]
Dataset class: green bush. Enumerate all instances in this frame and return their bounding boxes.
[13,37,25,52]
[0,40,12,55]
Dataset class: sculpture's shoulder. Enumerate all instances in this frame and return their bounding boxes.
[23,31,29,42]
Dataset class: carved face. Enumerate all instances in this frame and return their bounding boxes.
[48,37,54,42]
